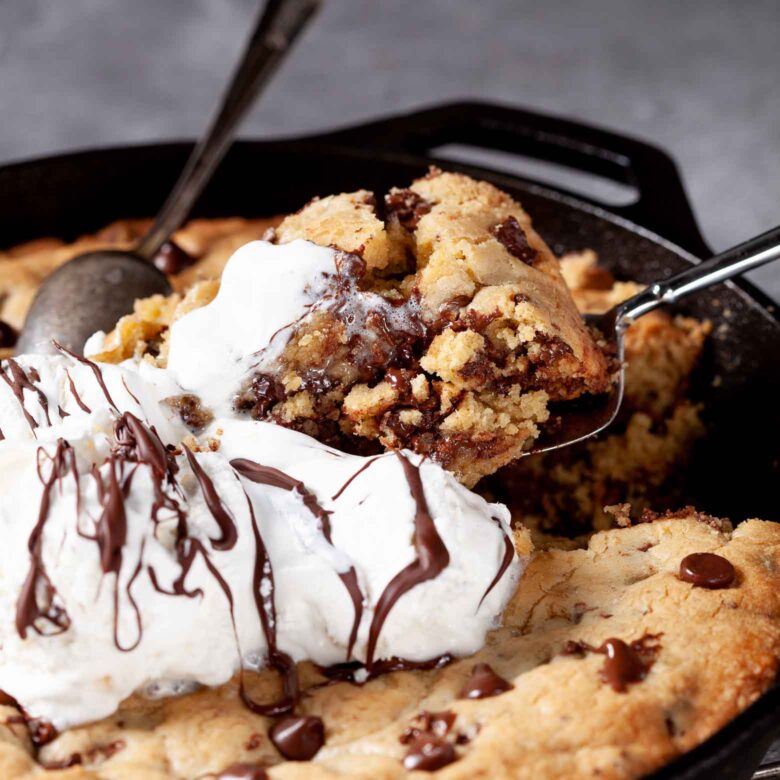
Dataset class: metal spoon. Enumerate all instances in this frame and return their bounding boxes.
[17,0,320,356]
[531,224,780,455]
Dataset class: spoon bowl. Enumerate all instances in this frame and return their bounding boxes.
[529,224,780,456]
[17,0,319,356]
[15,251,171,355]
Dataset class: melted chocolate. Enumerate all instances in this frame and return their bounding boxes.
[16,440,75,639]
[491,215,538,265]
[0,358,51,431]
[403,734,457,772]
[66,368,92,413]
[330,455,381,501]
[216,762,268,780]
[679,552,735,589]
[478,516,515,608]
[0,320,18,348]
[563,634,662,693]
[365,453,449,667]
[384,189,433,230]
[268,715,324,761]
[152,240,197,275]
[88,458,143,652]
[458,663,513,699]
[230,458,363,661]
[184,446,238,551]
[400,710,456,744]
[40,740,125,770]
[55,342,117,410]
[240,492,298,718]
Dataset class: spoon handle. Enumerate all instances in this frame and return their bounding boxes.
[135,0,321,261]
[618,224,780,323]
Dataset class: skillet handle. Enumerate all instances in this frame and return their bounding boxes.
[315,101,711,257]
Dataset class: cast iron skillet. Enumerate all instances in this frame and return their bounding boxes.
[1,102,778,779]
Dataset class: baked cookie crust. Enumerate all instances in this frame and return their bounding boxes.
[1,514,778,779]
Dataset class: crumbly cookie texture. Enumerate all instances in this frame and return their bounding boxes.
[249,172,611,486]
[489,251,712,540]
[2,514,779,779]
[81,172,612,486]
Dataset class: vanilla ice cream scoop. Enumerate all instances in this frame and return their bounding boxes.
[0,240,529,731]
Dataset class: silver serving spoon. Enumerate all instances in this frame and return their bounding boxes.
[531,224,780,455]
[17,0,320,356]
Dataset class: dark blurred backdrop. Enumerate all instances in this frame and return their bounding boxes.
[0,0,778,296]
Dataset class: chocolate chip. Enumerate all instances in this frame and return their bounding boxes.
[0,320,18,349]
[152,240,197,275]
[403,734,457,772]
[491,215,538,265]
[458,663,513,699]
[679,552,735,589]
[217,763,268,780]
[384,189,433,230]
[269,715,324,761]
[600,638,645,693]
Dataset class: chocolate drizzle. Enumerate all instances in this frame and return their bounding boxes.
[54,341,117,410]
[230,458,364,661]
[16,440,76,638]
[331,455,381,501]
[240,492,297,717]
[66,368,92,413]
[365,453,449,667]
[184,446,238,551]
[0,358,52,432]
[478,516,515,608]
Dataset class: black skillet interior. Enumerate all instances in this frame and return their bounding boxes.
[1,102,778,779]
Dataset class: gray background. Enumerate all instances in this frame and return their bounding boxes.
[1,0,780,768]
[0,0,778,297]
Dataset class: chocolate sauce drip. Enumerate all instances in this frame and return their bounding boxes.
[230,458,363,661]
[563,634,662,693]
[114,413,183,521]
[184,446,238,551]
[121,375,141,406]
[0,319,18,348]
[240,492,298,718]
[152,240,197,275]
[478,516,515,608]
[458,663,513,699]
[216,763,268,780]
[16,440,75,638]
[491,215,538,265]
[403,734,457,772]
[86,458,144,652]
[268,715,324,761]
[679,552,735,589]
[54,341,117,410]
[0,358,52,431]
[365,453,449,667]
[330,455,381,501]
[65,368,92,413]
[318,653,454,685]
